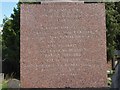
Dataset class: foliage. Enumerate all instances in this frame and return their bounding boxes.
[1,80,8,90]
[105,2,120,61]
[2,3,20,79]
[115,2,120,50]
[0,33,2,58]
[107,70,115,86]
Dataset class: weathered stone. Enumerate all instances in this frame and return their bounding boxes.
[20,3,107,88]
[7,79,20,88]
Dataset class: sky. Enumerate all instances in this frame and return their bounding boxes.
[0,0,19,27]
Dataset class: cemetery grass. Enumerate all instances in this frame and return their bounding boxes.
[0,80,8,90]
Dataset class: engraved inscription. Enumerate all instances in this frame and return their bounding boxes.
[21,3,107,88]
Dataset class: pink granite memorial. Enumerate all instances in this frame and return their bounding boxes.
[20,2,107,88]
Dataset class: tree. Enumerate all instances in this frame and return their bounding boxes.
[115,2,120,50]
[105,2,120,61]
[2,3,20,79]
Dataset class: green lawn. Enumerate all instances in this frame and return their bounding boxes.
[0,80,8,90]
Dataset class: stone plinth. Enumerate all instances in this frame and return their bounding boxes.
[20,3,107,88]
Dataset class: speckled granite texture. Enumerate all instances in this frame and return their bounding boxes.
[20,3,107,88]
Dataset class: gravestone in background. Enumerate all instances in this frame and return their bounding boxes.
[20,3,107,88]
